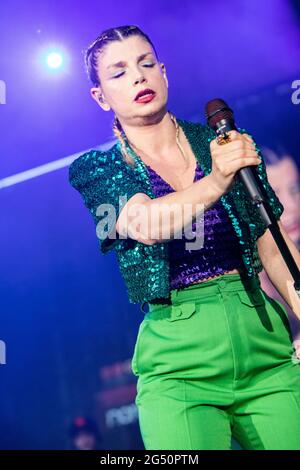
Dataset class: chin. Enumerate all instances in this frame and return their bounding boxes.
[138,104,166,119]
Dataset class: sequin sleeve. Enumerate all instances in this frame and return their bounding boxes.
[68,149,148,254]
[238,128,285,239]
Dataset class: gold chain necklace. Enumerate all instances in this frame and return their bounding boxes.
[170,112,189,167]
[126,112,190,169]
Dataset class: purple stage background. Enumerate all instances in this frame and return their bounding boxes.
[0,0,300,449]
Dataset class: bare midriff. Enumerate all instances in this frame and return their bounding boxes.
[187,267,246,286]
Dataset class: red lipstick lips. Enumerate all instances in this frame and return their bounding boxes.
[134,88,155,101]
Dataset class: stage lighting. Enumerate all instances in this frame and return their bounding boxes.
[36,45,69,77]
[47,52,63,69]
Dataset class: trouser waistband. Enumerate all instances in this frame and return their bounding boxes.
[147,273,261,317]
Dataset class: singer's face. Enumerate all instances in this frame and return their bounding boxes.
[91,35,168,124]
[267,156,300,244]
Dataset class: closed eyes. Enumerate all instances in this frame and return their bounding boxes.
[112,63,155,79]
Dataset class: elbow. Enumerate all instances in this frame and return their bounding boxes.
[137,237,158,245]
[117,220,158,246]
[135,228,159,245]
[116,200,161,246]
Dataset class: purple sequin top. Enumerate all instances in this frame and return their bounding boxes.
[145,159,245,291]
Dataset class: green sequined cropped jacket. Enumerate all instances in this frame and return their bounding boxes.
[68,118,284,305]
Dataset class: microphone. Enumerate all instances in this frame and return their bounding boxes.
[205,98,274,225]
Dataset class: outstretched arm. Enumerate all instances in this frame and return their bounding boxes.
[257,220,300,320]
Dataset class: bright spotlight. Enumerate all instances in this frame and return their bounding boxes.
[36,44,69,77]
[47,52,63,69]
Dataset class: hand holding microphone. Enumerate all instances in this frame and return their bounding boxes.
[209,130,261,194]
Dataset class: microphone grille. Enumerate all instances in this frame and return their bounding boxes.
[205,98,234,130]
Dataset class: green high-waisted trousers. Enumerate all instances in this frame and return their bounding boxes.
[131,272,300,450]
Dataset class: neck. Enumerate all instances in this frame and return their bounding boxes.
[117,109,178,159]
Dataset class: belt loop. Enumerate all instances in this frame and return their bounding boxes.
[171,288,178,303]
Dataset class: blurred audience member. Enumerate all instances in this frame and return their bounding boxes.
[69,416,102,450]
[259,145,300,342]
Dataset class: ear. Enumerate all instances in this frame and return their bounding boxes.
[90,87,111,111]
[160,63,168,88]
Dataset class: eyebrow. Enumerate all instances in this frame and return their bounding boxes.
[106,52,154,70]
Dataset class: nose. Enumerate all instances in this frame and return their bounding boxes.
[134,73,146,85]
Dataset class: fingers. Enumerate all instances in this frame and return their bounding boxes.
[229,151,260,164]
[226,130,240,140]
[217,154,261,177]
[226,130,254,143]
[210,136,256,154]
[208,131,261,193]
[211,130,254,145]
[221,141,256,154]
